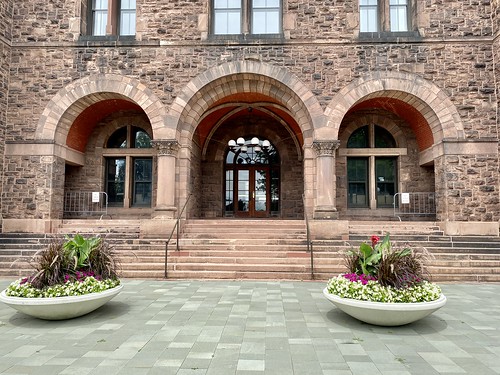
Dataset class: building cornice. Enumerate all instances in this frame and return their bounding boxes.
[7,35,496,50]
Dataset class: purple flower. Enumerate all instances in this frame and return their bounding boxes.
[343,273,377,284]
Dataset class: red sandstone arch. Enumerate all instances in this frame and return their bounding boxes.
[324,71,465,149]
[35,74,166,154]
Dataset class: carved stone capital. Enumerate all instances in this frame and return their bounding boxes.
[153,140,179,156]
[312,140,340,156]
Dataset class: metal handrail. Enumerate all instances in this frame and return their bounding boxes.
[303,194,314,280]
[393,192,436,221]
[165,193,192,278]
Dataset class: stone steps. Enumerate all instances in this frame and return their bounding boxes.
[1,219,500,282]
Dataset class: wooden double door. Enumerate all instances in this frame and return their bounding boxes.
[225,166,279,217]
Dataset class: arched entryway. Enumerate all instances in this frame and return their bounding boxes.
[197,101,303,219]
[171,61,321,220]
[224,136,280,218]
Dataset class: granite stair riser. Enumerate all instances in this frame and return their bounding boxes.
[1,219,499,281]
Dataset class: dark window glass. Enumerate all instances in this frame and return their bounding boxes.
[107,127,127,148]
[132,158,152,207]
[375,157,397,207]
[347,126,369,148]
[375,126,396,148]
[347,157,368,207]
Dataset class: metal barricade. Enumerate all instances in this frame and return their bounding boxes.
[63,191,108,219]
[393,192,436,221]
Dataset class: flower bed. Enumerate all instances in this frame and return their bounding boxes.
[323,234,446,325]
[0,234,122,320]
[327,274,442,303]
[5,276,120,298]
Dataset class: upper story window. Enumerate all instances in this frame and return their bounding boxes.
[360,0,410,34]
[88,0,136,37]
[212,0,282,36]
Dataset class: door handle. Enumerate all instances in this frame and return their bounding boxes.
[252,191,255,199]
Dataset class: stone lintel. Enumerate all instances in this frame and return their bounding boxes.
[5,142,85,166]
[419,139,499,166]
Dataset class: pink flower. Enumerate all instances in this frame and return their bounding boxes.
[371,235,380,247]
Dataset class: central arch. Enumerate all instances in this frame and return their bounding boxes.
[169,61,323,219]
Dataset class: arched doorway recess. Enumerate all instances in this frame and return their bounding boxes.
[197,101,303,219]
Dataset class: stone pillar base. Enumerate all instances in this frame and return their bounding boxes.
[152,206,178,219]
[439,221,499,236]
[313,206,339,220]
[140,219,177,237]
[309,219,349,240]
[2,219,61,234]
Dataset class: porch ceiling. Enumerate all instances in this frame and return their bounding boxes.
[195,93,303,151]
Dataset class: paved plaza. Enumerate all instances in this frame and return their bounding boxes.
[0,278,499,375]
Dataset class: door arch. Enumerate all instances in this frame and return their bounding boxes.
[224,137,280,217]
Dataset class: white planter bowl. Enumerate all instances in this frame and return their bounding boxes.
[0,284,123,320]
[323,287,446,326]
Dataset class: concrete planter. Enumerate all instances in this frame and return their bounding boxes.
[0,284,123,320]
[323,287,446,326]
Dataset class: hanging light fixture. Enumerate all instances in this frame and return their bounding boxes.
[227,107,271,164]
[227,136,271,164]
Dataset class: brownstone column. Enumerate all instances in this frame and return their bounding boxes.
[153,140,179,218]
[312,140,340,219]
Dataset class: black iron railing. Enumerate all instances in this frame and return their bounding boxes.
[165,193,192,278]
[303,194,314,280]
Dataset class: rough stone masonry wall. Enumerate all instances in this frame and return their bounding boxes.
[436,154,499,223]
[2,155,65,220]
[0,0,13,223]
[2,0,499,222]
[493,1,500,226]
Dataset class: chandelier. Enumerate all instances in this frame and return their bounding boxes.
[227,136,271,164]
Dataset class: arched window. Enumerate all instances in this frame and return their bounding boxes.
[346,124,398,208]
[104,125,153,208]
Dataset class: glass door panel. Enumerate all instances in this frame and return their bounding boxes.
[225,170,234,214]
[237,170,250,213]
[376,157,397,207]
[347,158,368,208]
[270,168,279,215]
[254,169,267,214]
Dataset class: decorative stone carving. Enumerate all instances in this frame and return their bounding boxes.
[153,140,179,156]
[312,141,340,156]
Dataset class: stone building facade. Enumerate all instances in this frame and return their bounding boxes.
[0,0,499,236]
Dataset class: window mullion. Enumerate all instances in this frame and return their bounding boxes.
[242,0,249,34]
[107,0,118,35]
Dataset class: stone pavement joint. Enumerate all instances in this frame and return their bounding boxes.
[0,279,499,374]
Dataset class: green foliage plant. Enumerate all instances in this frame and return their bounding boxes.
[6,234,120,298]
[330,233,441,303]
[63,234,102,270]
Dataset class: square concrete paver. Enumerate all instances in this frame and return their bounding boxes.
[0,279,499,374]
